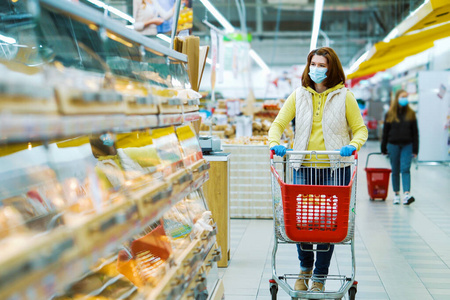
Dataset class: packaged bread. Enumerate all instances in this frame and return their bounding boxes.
[162,204,194,251]
[184,192,207,223]
[262,120,272,131]
[95,156,126,190]
[0,206,28,239]
[151,127,183,175]
[224,125,235,137]
[117,250,144,287]
[176,124,203,167]
[132,235,169,285]
[200,123,210,131]
[252,121,262,131]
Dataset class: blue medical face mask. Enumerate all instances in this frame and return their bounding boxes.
[100,133,114,147]
[308,66,327,84]
[398,97,408,107]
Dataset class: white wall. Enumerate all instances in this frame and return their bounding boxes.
[430,36,450,71]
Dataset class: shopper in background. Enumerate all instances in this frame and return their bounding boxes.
[133,0,175,36]
[268,47,368,292]
[381,89,419,205]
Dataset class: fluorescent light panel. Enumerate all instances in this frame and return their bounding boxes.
[86,0,135,23]
[199,0,234,33]
[310,0,324,51]
[0,33,16,44]
[249,49,270,73]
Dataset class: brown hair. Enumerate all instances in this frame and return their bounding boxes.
[301,47,346,89]
[386,89,416,123]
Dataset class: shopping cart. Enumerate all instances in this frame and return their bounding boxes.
[365,152,391,201]
[269,150,358,300]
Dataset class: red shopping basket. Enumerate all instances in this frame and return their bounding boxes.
[270,150,357,243]
[364,152,391,201]
[280,182,354,243]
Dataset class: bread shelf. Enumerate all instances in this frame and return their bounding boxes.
[0,0,219,298]
[0,170,209,300]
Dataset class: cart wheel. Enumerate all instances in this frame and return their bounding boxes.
[269,281,278,300]
[369,198,374,201]
[348,286,357,300]
[382,198,386,201]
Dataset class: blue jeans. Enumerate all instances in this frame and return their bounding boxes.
[293,167,351,283]
[387,143,413,193]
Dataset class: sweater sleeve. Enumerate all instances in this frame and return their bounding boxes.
[412,117,419,154]
[381,114,389,154]
[345,91,368,151]
[268,91,296,148]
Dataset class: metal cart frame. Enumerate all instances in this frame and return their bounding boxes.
[269,150,358,300]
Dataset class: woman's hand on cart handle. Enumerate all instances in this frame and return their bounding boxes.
[270,145,292,157]
[340,145,356,157]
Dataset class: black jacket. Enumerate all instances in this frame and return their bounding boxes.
[381,113,419,154]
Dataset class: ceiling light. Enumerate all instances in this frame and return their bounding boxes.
[86,0,135,23]
[349,50,369,73]
[107,6,135,24]
[249,49,270,73]
[0,34,16,44]
[310,0,324,51]
[199,0,235,33]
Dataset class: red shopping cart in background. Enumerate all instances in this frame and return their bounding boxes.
[365,152,391,201]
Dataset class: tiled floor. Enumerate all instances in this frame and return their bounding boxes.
[217,141,450,300]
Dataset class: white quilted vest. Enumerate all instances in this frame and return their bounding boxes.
[291,86,352,166]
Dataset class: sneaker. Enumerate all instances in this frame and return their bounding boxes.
[393,194,400,205]
[309,281,324,292]
[294,270,312,291]
[403,194,415,205]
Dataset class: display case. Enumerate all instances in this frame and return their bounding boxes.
[0,0,222,299]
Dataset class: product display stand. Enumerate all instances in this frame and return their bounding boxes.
[0,1,225,299]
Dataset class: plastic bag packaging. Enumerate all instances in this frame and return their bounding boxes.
[151,127,184,176]
[117,225,172,288]
[115,131,162,181]
[176,124,203,167]
[162,203,194,252]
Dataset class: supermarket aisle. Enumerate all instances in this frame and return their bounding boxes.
[218,141,450,300]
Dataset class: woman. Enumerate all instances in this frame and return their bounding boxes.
[269,47,368,292]
[381,89,418,205]
[133,0,175,36]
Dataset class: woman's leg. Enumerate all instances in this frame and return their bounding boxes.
[387,143,401,194]
[311,168,337,284]
[313,244,335,283]
[297,243,314,272]
[400,144,413,193]
[294,168,314,272]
